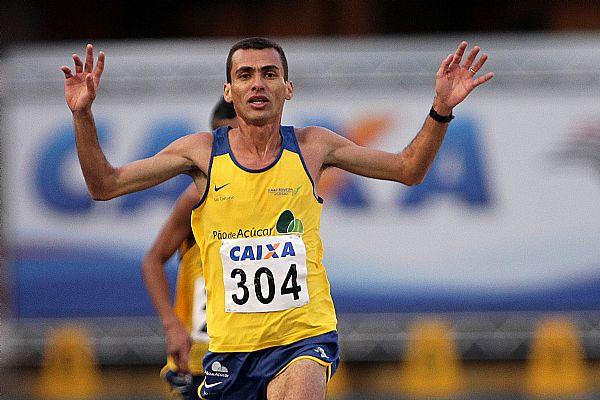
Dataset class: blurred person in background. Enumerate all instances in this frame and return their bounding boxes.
[62,37,492,400]
[142,98,237,400]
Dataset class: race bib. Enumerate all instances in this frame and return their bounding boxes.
[191,276,208,341]
[220,235,309,313]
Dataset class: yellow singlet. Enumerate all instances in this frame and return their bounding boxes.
[163,236,208,375]
[191,125,337,352]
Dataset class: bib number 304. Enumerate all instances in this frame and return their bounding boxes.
[220,235,310,313]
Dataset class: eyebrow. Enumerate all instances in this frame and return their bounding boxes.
[235,65,280,75]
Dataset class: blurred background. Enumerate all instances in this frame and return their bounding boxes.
[2,1,600,399]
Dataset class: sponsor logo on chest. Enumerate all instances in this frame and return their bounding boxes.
[229,241,297,262]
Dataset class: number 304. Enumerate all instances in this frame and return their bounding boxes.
[231,264,301,305]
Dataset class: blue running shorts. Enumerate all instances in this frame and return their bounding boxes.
[199,331,339,400]
[163,370,204,400]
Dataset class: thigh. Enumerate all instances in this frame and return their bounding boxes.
[266,358,327,400]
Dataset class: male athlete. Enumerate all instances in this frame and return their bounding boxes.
[62,37,493,400]
[142,98,237,400]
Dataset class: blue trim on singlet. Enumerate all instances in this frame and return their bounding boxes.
[284,126,324,204]
[192,127,222,210]
[193,125,323,208]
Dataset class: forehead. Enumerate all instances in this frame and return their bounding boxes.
[230,48,283,70]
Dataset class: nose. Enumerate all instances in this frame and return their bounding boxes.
[251,74,265,91]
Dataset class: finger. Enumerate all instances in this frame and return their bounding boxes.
[451,41,468,66]
[179,350,190,374]
[61,66,73,79]
[463,46,480,70]
[437,53,454,75]
[86,74,96,96]
[85,44,94,73]
[472,72,494,88]
[93,51,105,83]
[470,53,489,74]
[73,54,83,74]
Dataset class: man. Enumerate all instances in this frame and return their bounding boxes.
[62,37,493,400]
[141,98,237,400]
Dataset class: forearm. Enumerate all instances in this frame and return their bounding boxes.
[72,109,117,200]
[142,255,181,328]
[398,106,450,185]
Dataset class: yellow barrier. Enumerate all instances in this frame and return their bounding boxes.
[327,361,351,398]
[37,325,100,399]
[524,316,590,397]
[400,319,464,397]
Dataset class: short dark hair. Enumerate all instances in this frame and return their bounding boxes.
[211,97,236,130]
[226,37,288,83]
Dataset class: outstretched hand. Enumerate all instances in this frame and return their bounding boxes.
[61,44,105,113]
[434,41,494,115]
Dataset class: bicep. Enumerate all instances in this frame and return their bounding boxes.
[109,137,199,199]
[325,133,404,182]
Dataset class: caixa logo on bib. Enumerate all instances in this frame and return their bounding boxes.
[229,241,296,262]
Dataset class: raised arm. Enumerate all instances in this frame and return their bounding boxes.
[322,41,493,185]
[141,183,203,373]
[61,44,205,200]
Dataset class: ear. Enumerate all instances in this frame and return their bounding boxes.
[285,81,294,100]
[223,83,232,103]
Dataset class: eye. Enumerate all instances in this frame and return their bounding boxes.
[265,71,276,78]
[239,73,251,80]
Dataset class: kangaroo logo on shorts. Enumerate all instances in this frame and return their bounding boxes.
[276,210,304,234]
[314,346,329,359]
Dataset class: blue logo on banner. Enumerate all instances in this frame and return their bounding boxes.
[36,119,194,214]
[36,122,109,213]
[402,118,491,208]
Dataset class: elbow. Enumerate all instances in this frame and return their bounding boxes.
[397,169,426,186]
[395,160,429,186]
[141,254,152,274]
[141,254,157,277]
[87,180,119,201]
[89,189,114,201]
[404,174,425,186]
[90,192,110,201]
[141,252,167,274]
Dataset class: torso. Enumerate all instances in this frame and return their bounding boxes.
[190,125,337,352]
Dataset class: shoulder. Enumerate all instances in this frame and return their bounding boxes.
[294,126,350,154]
[294,126,339,146]
[180,131,213,147]
[164,131,213,155]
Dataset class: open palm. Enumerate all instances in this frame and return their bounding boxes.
[435,42,494,111]
[61,44,105,112]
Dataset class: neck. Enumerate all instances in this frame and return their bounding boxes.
[234,118,282,159]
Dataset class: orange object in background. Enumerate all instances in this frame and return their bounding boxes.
[36,325,100,399]
[525,316,590,397]
[400,318,464,397]
[327,361,352,398]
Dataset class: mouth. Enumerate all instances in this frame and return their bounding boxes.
[248,95,270,109]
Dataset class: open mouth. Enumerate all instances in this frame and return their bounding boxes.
[248,95,269,106]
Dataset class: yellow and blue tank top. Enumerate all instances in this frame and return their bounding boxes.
[163,235,208,375]
[191,125,337,352]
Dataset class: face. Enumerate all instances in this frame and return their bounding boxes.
[224,48,293,126]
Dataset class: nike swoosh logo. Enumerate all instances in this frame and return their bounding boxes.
[204,382,223,389]
[214,183,230,192]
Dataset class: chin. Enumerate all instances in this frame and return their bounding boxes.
[244,112,277,126]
